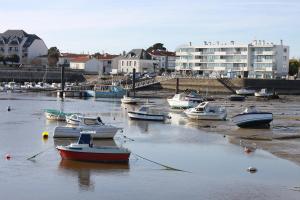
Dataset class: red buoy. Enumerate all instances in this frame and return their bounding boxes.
[5,154,11,160]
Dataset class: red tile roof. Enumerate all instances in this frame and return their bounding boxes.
[70,56,90,63]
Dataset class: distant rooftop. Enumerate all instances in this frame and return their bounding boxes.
[0,29,42,48]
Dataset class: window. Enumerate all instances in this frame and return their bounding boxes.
[284,48,287,53]
[134,61,136,66]
[121,61,124,66]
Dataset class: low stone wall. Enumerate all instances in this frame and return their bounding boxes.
[157,77,300,95]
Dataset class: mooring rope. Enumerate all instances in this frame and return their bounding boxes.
[26,146,53,160]
[132,153,190,173]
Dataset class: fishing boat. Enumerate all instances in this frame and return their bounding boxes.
[85,84,126,98]
[229,94,245,101]
[121,95,139,104]
[167,93,198,109]
[44,109,73,121]
[128,105,168,121]
[254,88,273,98]
[184,101,227,120]
[56,133,130,163]
[232,106,273,128]
[53,117,121,139]
[236,88,255,96]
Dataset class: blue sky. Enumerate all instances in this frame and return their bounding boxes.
[0,0,299,57]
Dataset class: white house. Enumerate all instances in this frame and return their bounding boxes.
[0,30,48,64]
[94,53,119,74]
[176,40,289,79]
[118,49,158,73]
[70,56,118,75]
[148,50,176,71]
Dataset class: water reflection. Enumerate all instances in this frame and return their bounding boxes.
[58,159,129,191]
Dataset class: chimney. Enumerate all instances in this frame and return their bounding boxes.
[280,39,283,45]
[189,42,192,46]
[231,41,234,45]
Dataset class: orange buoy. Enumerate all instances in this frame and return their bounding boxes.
[244,147,252,154]
[5,154,11,160]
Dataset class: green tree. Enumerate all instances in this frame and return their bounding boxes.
[48,47,60,66]
[146,43,167,52]
[289,59,300,76]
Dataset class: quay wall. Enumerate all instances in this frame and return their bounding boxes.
[0,66,85,83]
[155,78,300,94]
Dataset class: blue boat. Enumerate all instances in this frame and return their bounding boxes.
[85,85,126,98]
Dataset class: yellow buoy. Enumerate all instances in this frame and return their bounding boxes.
[42,131,49,139]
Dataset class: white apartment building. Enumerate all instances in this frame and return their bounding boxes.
[176,40,289,79]
[0,30,48,64]
[118,49,158,73]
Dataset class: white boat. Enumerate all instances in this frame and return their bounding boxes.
[167,93,198,109]
[236,88,255,96]
[184,102,227,120]
[254,88,273,97]
[121,95,139,104]
[53,118,121,139]
[66,115,105,126]
[232,106,273,128]
[128,105,168,121]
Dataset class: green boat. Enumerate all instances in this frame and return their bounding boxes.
[44,109,73,121]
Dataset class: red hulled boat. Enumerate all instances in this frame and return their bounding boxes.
[56,133,130,163]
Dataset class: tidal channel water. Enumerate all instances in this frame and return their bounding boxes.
[0,92,299,200]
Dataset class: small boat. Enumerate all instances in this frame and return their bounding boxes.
[254,88,273,98]
[236,88,255,96]
[56,133,130,163]
[65,114,83,125]
[185,91,203,103]
[53,117,121,139]
[86,85,126,98]
[121,95,139,104]
[167,93,198,109]
[232,106,273,128]
[44,109,73,121]
[65,114,102,125]
[229,95,245,101]
[128,105,168,121]
[184,101,227,120]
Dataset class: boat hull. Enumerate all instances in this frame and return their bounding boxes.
[128,112,165,121]
[236,90,255,96]
[121,99,138,104]
[86,90,126,98]
[232,113,273,128]
[167,99,196,109]
[45,112,66,121]
[229,95,245,101]
[185,110,227,120]
[53,126,119,139]
[57,147,130,163]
